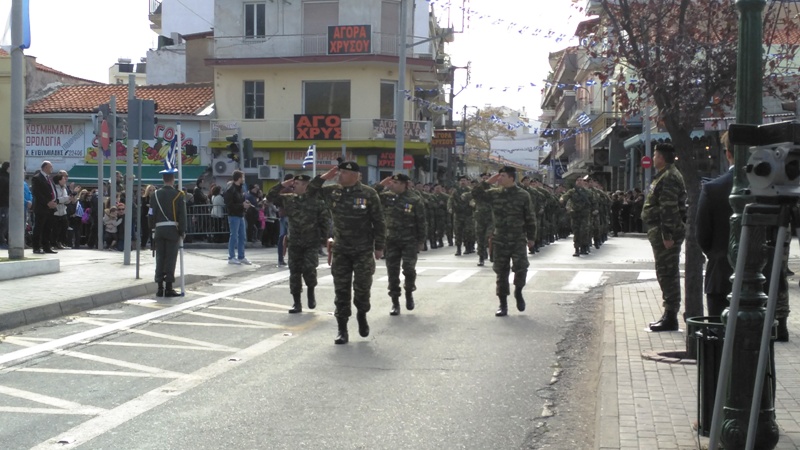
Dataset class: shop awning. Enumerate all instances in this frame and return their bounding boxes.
[623,130,706,149]
[590,126,615,148]
[67,164,208,186]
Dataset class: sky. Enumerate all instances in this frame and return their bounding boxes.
[5,0,583,123]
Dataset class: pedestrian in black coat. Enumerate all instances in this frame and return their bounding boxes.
[31,161,58,253]
[695,133,734,318]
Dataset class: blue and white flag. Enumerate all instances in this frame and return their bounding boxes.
[302,144,316,168]
[161,136,179,174]
[577,112,591,127]
[1,0,31,50]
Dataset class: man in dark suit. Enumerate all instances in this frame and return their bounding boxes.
[695,133,734,319]
[31,161,58,254]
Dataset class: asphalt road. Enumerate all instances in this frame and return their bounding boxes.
[0,235,656,449]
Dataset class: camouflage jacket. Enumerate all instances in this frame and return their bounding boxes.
[376,186,427,244]
[432,192,449,218]
[471,182,536,244]
[448,186,474,217]
[560,187,593,217]
[473,190,494,223]
[267,183,329,247]
[642,164,687,241]
[307,177,386,253]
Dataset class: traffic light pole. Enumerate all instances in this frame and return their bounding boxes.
[124,77,135,265]
[110,96,118,206]
[8,0,24,260]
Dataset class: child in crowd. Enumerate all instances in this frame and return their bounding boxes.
[103,206,122,250]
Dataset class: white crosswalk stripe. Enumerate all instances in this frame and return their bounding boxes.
[638,270,656,280]
[376,268,428,282]
[563,271,605,292]
[437,269,480,283]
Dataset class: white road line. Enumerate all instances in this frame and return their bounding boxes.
[15,369,182,379]
[0,385,107,414]
[638,270,657,280]
[508,270,537,284]
[76,319,240,351]
[318,274,334,285]
[563,271,605,292]
[438,269,480,283]
[376,268,427,282]
[150,321,276,329]
[0,407,103,415]
[182,311,285,327]
[30,332,293,450]
[0,271,291,368]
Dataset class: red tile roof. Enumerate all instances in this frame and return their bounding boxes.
[26,83,215,115]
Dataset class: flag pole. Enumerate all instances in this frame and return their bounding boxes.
[176,121,185,296]
[312,143,317,178]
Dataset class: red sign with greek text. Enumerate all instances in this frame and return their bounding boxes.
[328,25,372,55]
[294,114,342,140]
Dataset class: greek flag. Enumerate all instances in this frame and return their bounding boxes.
[302,144,316,168]
[163,135,178,173]
[1,0,31,50]
[577,112,591,127]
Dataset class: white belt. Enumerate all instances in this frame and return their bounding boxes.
[156,221,178,227]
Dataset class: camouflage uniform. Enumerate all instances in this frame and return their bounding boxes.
[560,186,593,252]
[641,163,687,313]
[448,185,475,253]
[473,193,494,261]
[149,183,187,291]
[376,184,427,299]
[472,180,536,298]
[307,176,385,318]
[267,183,329,304]
[432,190,448,246]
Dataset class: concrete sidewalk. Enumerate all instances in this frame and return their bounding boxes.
[598,280,800,449]
[0,244,284,332]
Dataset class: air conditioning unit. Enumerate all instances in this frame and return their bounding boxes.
[593,148,610,166]
[258,165,282,180]
[213,160,235,177]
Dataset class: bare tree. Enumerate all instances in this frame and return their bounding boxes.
[465,107,517,170]
[586,0,799,328]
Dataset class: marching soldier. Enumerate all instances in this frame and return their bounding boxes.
[267,175,329,314]
[560,176,594,256]
[473,173,494,266]
[149,168,187,297]
[448,175,475,256]
[307,161,386,344]
[472,167,536,316]
[432,184,448,247]
[375,174,427,315]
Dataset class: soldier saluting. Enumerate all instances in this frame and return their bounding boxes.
[472,166,536,316]
[149,167,187,297]
[307,161,386,344]
[375,173,427,316]
[267,174,329,314]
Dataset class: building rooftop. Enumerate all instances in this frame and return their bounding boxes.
[25,83,215,115]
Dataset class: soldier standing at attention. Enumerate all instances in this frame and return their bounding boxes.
[307,161,386,345]
[473,173,494,266]
[642,143,687,332]
[267,175,329,314]
[448,175,475,256]
[560,177,594,256]
[149,168,187,297]
[432,184,448,248]
[375,174,426,315]
[472,167,536,317]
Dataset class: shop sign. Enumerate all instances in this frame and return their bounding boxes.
[294,114,342,140]
[328,25,371,55]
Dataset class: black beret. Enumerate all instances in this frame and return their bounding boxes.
[338,161,360,172]
[498,166,516,174]
[457,175,469,181]
[293,174,311,182]
[520,176,530,182]
[391,173,410,182]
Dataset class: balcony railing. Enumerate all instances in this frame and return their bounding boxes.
[211,118,432,142]
[149,0,161,15]
[213,32,433,60]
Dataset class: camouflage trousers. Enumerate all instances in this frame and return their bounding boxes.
[385,240,418,297]
[427,213,436,244]
[434,213,447,242]
[331,250,375,318]
[288,243,319,295]
[570,215,591,247]
[446,214,454,242]
[648,227,684,313]
[492,240,530,297]
[454,214,475,247]
[474,216,494,258]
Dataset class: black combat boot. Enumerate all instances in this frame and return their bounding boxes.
[477,256,484,267]
[164,282,180,297]
[777,317,789,342]
[514,286,526,312]
[289,292,302,314]
[455,245,462,256]
[307,287,316,310]
[438,239,444,248]
[334,317,349,344]
[580,246,589,255]
[448,237,453,246]
[649,310,679,332]
[356,311,370,337]
[573,246,580,257]
[495,296,508,317]
[390,296,401,316]
[156,282,164,297]
[464,245,475,254]
[405,290,415,311]
[423,242,428,251]
[430,239,438,249]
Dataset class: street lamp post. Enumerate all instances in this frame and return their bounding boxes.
[710,1,780,449]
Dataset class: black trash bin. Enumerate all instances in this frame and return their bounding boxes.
[688,316,778,437]
[687,316,724,437]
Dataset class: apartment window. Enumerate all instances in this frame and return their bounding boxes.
[304,81,351,119]
[380,81,396,119]
[245,3,266,38]
[381,1,400,54]
[244,81,265,119]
